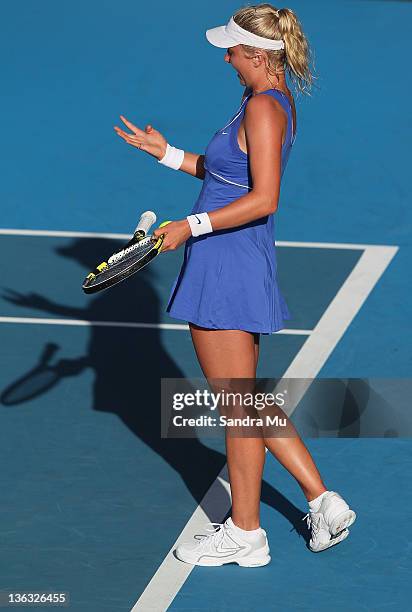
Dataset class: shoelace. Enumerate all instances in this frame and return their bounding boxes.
[302,512,320,535]
[194,522,226,549]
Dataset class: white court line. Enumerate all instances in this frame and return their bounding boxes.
[0,317,311,335]
[275,240,397,250]
[0,228,132,240]
[0,317,188,331]
[131,243,399,612]
[0,227,398,251]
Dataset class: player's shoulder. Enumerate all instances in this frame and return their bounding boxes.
[244,91,284,118]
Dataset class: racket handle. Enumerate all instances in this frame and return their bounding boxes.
[133,210,157,239]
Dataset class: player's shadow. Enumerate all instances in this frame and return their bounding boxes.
[2,237,310,543]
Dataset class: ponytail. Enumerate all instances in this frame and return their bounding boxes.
[233,4,316,95]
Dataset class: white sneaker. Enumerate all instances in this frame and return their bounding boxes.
[303,491,356,553]
[175,518,271,567]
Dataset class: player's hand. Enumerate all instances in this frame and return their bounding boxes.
[114,116,168,160]
[152,220,192,252]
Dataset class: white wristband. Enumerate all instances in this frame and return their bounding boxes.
[157,143,185,170]
[186,213,213,237]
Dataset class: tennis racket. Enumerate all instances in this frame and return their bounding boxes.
[82,211,171,294]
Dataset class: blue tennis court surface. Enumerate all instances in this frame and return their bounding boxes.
[1,0,411,610]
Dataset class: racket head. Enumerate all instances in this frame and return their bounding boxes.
[82,232,164,294]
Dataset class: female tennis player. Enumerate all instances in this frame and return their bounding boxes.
[114,4,356,566]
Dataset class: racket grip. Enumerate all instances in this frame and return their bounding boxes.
[134,210,157,238]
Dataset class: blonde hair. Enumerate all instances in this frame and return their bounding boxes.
[233,3,316,96]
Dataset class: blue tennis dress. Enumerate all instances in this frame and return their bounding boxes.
[166,88,295,334]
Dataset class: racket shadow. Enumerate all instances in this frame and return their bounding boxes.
[0,343,87,406]
[2,237,309,531]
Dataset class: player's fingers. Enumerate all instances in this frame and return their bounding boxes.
[114,127,134,140]
[123,134,145,149]
[114,130,128,141]
[160,240,173,252]
[130,140,144,150]
[115,127,148,152]
[152,227,165,239]
[120,115,142,135]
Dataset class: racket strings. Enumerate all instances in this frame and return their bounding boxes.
[108,235,154,266]
[82,225,166,293]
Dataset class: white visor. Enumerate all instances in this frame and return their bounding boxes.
[206,16,285,51]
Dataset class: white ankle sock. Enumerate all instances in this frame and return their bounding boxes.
[227,517,263,541]
[308,490,329,512]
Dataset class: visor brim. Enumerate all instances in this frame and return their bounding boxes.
[205,25,239,48]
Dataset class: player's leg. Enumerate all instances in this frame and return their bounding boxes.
[189,324,265,530]
[241,331,355,550]
[260,390,356,551]
[248,332,327,503]
[264,430,327,502]
[263,431,355,549]
[174,324,269,566]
